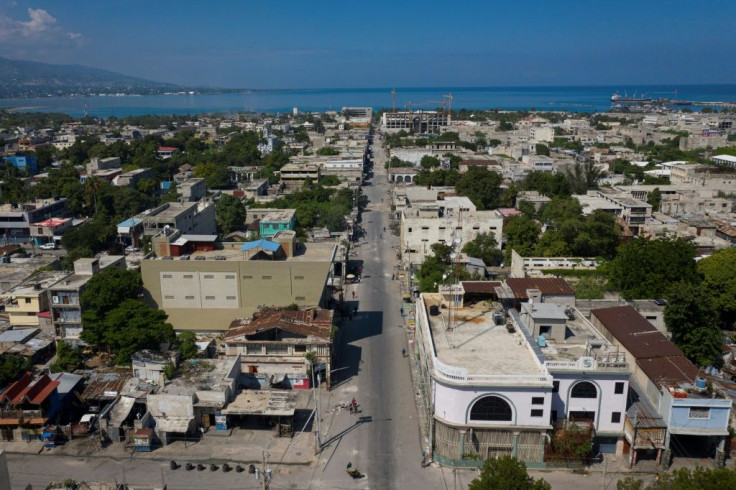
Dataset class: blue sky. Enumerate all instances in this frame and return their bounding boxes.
[1,0,735,88]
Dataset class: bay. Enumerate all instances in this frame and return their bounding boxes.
[1,85,735,118]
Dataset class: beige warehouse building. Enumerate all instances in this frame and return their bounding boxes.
[141,235,337,331]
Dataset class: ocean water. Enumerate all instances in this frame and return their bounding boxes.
[2,85,735,118]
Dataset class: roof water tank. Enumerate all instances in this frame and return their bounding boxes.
[537,335,547,347]
[429,305,440,316]
[695,378,707,389]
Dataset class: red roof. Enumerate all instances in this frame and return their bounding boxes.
[1,373,59,405]
[505,278,575,299]
[31,218,70,227]
[157,146,178,152]
[225,308,333,342]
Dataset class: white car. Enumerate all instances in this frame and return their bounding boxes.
[39,243,57,250]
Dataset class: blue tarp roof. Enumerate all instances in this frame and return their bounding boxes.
[117,218,143,227]
[241,239,280,253]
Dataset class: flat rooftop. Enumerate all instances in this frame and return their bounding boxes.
[146,241,336,262]
[422,294,544,377]
[146,202,197,219]
[3,271,69,295]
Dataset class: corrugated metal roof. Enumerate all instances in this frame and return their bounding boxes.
[506,278,575,298]
[241,239,281,253]
[591,306,683,360]
[461,281,501,294]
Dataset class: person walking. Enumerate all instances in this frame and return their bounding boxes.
[402,347,406,357]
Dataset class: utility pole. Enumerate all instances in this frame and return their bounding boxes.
[311,365,322,453]
[258,450,272,490]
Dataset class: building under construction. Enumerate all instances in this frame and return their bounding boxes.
[381,110,450,132]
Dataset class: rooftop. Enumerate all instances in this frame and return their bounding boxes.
[421,293,545,378]
[2,271,70,296]
[260,209,296,223]
[506,278,575,298]
[221,390,298,417]
[146,241,336,262]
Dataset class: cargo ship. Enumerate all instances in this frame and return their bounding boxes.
[610,92,653,104]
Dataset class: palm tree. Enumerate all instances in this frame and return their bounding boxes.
[565,161,605,194]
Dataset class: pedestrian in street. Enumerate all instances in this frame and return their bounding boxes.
[399,306,403,316]
[402,347,406,357]
[352,290,355,299]
[421,450,427,467]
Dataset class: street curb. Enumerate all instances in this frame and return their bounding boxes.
[4,450,313,466]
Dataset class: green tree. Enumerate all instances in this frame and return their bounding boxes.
[102,299,176,364]
[468,455,550,490]
[462,232,504,267]
[317,146,339,156]
[455,166,503,210]
[50,341,83,373]
[215,194,246,235]
[606,238,698,299]
[194,161,230,188]
[697,248,736,330]
[80,269,142,347]
[177,331,199,361]
[522,172,571,197]
[420,155,440,169]
[504,215,541,264]
[0,354,29,387]
[535,144,550,156]
[565,161,604,194]
[665,282,722,367]
[618,465,736,490]
[647,187,662,212]
[60,219,116,254]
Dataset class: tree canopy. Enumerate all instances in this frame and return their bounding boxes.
[504,215,541,264]
[462,232,503,267]
[606,238,698,299]
[697,248,736,330]
[665,282,723,367]
[0,354,29,387]
[215,194,246,235]
[455,166,503,210]
[468,456,550,490]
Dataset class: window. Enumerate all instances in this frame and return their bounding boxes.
[243,275,253,280]
[551,410,558,423]
[294,345,307,353]
[162,274,172,279]
[261,276,272,280]
[183,274,193,279]
[225,275,235,279]
[295,296,306,301]
[689,407,710,419]
[185,295,194,300]
[469,396,513,422]
[571,381,597,399]
[615,382,625,394]
[531,409,543,417]
[539,325,552,338]
[611,412,621,424]
[294,276,304,280]
[204,275,214,279]
[25,298,32,304]
[532,397,544,405]
[421,226,429,230]
[408,227,412,233]
[553,381,560,393]
[164,295,174,300]
[205,296,215,300]
[226,296,236,300]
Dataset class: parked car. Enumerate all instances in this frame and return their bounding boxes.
[125,246,140,253]
[39,242,57,250]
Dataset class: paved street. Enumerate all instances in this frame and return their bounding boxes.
[306,132,442,489]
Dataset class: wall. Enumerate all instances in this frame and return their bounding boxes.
[660,388,731,434]
[552,373,629,435]
[141,255,334,331]
[433,381,552,428]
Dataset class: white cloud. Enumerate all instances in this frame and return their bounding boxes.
[0,8,86,47]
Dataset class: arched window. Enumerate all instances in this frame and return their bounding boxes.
[571,381,597,399]
[470,396,513,421]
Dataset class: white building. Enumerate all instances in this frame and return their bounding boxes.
[399,196,503,267]
[415,291,630,467]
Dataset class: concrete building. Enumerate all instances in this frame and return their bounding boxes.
[87,157,121,173]
[415,291,630,467]
[139,201,216,237]
[145,356,240,444]
[29,218,72,246]
[0,198,68,242]
[510,250,599,278]
[279,163,321,189]
[48,256,126,341]
[591,306,732,467]
[258,209,296,239]
[178,178,207,202]
[400,197,503,267]
[381,110,449,132]
[225,308,334,389]
[112,168,152,187]
[670,164,736,187]
[575,189,652,236]
[3,154,38,175]
[712,154,736,170]
[141,235,337,331]
[387,167,419,184]
[1,271,70,327]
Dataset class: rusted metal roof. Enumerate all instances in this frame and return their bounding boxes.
[461,281,501,294]
[591,306,683,360]
[505,278,575,298]
[637,356,699,386]
[225,308,333,342]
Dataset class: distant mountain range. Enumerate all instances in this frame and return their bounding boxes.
[0,57,190,98]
